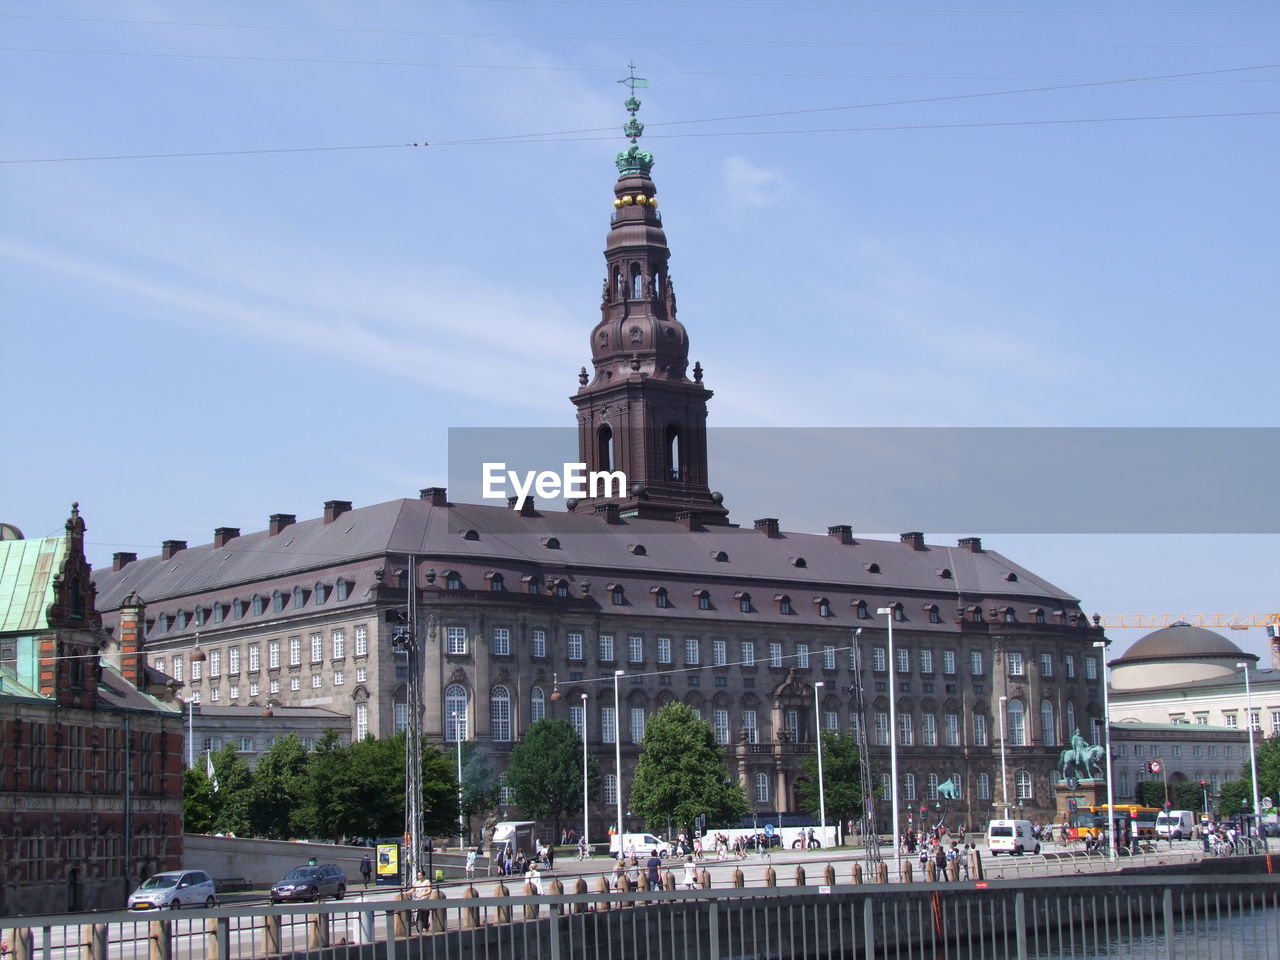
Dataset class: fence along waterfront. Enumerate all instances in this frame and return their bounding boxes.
[2,873,1278,960]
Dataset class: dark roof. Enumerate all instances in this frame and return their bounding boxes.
[1115,622,1249,665]
[93,497,1081,618]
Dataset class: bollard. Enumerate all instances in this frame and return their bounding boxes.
[10,928,33,960]
[394,893,410,938]
[429,886,449,931]
[901,862,913,883]
[357,910,375,945]
[522,880,540,920]
[794,865,807,887]
[971,849,984,881]
[663,870,676,891]
[699,868,712,889]
[462,884,481,928]
[732,868,745,888]
[824,863,836,886]
[617,872,632,908]
[876,862,889,884]
[947,860,960,882]
[495,881,513,924]
[764,867,777,887]
[925,861,937,883]
[548,877,565,916]
[574,877,589,914]
[86,924,108,960]
[309,911,330,950]
[148,919,172,960]
[852,862,863,884]
[636,870,649,891]
[595,875,612,912]
[203,919,221,960]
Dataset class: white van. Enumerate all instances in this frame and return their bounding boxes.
[1155,810,1195,839]
[608,833,671,857]
[987,819,1039,856]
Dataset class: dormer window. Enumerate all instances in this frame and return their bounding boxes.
[176,610,187,630]
[194,607,205,626]
[735,592,752,613]
[315,584,328,605]
[789,557,807,568]
[1032,608,1046,624]
[893,604,905,622]
[487,573,506,592]
[232,599,244,620]
[293,586,305,609]
[610,584,625,606]
[816,597,832,618]
[549,579,569,598]
[776,594,794,615]
[213,603,225,623]
[969,606,984,623]
[1003,608,1017,623]
[855,600,870,620]
[445,571,462,591]
[462,529,480,541]
[937,568,953,580]
[865,562,881,574]
[693,589,712,611]
[522,575,541,595]
[252,594,265,616]
[653,587,671,609]
[336,579,349,602]
[272,590,284,613]
[926,604,942,624]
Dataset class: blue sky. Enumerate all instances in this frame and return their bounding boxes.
[2,1,1276,661]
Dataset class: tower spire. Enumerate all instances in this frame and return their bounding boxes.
[570,72,729,525]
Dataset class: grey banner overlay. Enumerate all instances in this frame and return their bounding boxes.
[448,427,1280,534]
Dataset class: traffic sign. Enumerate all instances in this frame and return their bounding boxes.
[1263,796,1273,810]
[764,823,775,837]
[1149,760,1162,774]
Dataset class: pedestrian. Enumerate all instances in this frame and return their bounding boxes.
[682,857,697,889]
[577,836,588,860]
[411,870,432,931]
[612,858,626,890]
[546,843,556,869]
[808,827,817,849]
[465,846,477,880]
[525,862,544,895]
[934,843,947,879]
[693,836,704,860]
[646,851,662,889]
[360,852,373,887]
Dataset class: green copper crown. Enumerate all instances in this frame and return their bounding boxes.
[615,65,654,175]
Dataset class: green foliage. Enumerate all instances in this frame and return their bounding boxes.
[504,719,599,834]
[341,734,409,839]
[296,731,353,842]
[1255,733,1280,810]
[1172,780,1207,813]
[1135,780,1169,809]
[795,730,865,825]
[182,766,217,834]
[460,742,501,822]
[421,742,464,837]
[1217,778,1254,818]
[208,743,253,836]
[246,735,310,839]
[629,702,746,838]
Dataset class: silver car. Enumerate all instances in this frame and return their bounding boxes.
[127,870,218,910]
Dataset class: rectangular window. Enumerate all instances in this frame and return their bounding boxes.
[769,643,783,668]
[567,632,583,660]
[311,634,323,663]
[355,703,368,741]
[1085,656,1098,680]
[630,707,646,743]
[657,638,672,664]
[873,648,886,672]
[796,644,809,668]
[875,712,889,746]
[977,773,991,800]
[332,630,345,660]
[601,706,616,743]
[685,639,700,665]
[974,714,988,746]
[1224,713,1238,728]
[289,637,301,666]
[228,647,240,675]
[1040,653,1053,677]
[154,657,165,676]
[447,626,467,655]
[228,684,239,700]
[899,713,913,746]
[920,649,933,674]
[1065,654,1075,678]
[849,712,862,741]
[209,687,220,701]
[172,656,184,683]
[970,650,984,676]
[311,674,322,688]
[744,710,758,744]
[599,634,615,662]
[713,640,727,666]
[355,667,367,683]
[1271,711,1280,735]
[494,627,511,657]
[334,670,344,686]
[824,710,839,731]
[269,678,280,694]
[714,709,730,745]
[755,774,770,804]
[922,713,937,746]
[355,625,368,656]
[191,659,203,681]
[822,645,836,670]
[249,681,259,697]
[207,650,220,678]
[896,648,909,674]
[628,635,643,663]
[1007,652,1024,676]
[741,641,755,667]
[268,640,280,669]
[945,713,959,746]
[942,650,956,675]
[248,644,260,672]
[533,629,547,658]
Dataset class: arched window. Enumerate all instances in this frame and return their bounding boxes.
[445,685,469,741]
[1015,770,1033,801]
[654,587,670,609]
[1040,700,1056,747]
[977,773,991,800]
[665,424,682,480]
[604,773,618,805]
[927,605,942,624]
[630,262,643,298]
[445,571,462,590]
[1007,699,1026,746]
[818,598,831,618]
[927,773,940,799]
[738,593,752,613]
[491,686,512,742]
[613,266,623,300]
[754,772,770,803]
[272,590,284,613]
[489,574,505,592]
[653,271,663,297]
[598,424,614,472]
[530,686,546,723]
[252,594,265,616]
[950,774,963,798]
[232,598,244,619]
[856,601,870,619]
[903,773,917,801]
[293,586,305,608]
[893,603,905,622]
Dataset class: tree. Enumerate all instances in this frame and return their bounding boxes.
[459,742,502,837]
[296,730,355,842]
[421,741,464,839]
[1172,780,1207,813]
[504,719,599,838]
[1135,780,1169,809]
[247,735,311,839]
[795,730,864,826]
[1255,733,1280,810]
[183,766,218,834]
[208,743,253,836]
[1217,777,1254,819]
[629,702,746,838]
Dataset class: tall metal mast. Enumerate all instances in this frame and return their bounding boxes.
[394,555,424,883]
[850,628,881,865]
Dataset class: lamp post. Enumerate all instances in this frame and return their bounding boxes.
[581,693,590,854]
[998,696,1009,817]
[186,697,196,769]
[814,681,827,841]
[876,606,901,874]
[451,711,464,850]
[1094,640,1117,862]
[613,670,625,851]
[1237,662,1263,843]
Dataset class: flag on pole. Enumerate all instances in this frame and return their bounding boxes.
[206,748,219,792]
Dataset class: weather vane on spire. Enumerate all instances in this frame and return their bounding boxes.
[615,63,655,176]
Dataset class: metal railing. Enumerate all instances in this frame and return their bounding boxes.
[3,873,1277,960]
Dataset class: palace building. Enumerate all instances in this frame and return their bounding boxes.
[91,92,1109,835]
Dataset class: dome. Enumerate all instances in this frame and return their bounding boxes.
[1116,621,1247,664]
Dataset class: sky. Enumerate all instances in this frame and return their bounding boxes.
[2,0,1276,662]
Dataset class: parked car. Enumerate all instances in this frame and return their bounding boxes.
[270,864,347,903]
[127,870,217,910]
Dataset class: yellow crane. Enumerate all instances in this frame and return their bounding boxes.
[1095,614,1280,668]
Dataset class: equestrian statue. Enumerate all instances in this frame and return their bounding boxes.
[1058,728,1105,780]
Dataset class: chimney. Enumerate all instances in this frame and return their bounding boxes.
[827,524,854,545]
[420,487,448,507]
[676,510,702,531]
[268,514,296,536]
[161,540,187,560]
[112,551,137,572]
[324,500,353,523]
[213,527,240,548]
[595,503,622,525]
[508,496,537,518]
[899,531,926,551]
[754,518,781,538]
[958,536,983,553]
[118,591,145,689]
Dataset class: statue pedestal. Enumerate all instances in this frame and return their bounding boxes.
[1055,779,1109,824]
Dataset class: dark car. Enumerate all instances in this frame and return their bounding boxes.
[270,864,347,903]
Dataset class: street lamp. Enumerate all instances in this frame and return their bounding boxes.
[814,681,827,841]
[581,693,590,855]
[1237,662,1263,843]
[613,670,625,852]
[997,695,1010,817]
[451,711,464,850]
[876,606,901,874]
[1095,640,1117,862]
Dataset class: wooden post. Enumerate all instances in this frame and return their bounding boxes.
[595,875,612,913]
[732,868,745,888]
[147,920,171,960]
[764,867,776,887]
[495,881,513,924]
[852,862,863,884]
[947,860,960,882]
[548,877,565,916]
[663,870,676,891]
[522,881,539,919]
[901,862,913,883]
[699,869,713,889]
[462,885,481,928]
[794,865,806,887]
[394,892,409,938]
[823,863,836,885]
[875,862,889,884]
[260,914,282,955]
[573,876,589,913]
[429,887,448,931]
[971,849,984,881]
[925,861,937,883]
[308,911,330,950]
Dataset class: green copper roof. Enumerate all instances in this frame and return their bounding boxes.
[615,65,654,176]
[0,535,66,632]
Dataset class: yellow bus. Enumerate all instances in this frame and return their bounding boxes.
[1068,804,1161,841]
